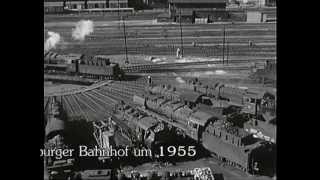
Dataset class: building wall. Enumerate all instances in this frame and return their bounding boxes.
[87,1,108,9]
[172,3,226,9]
[169,1,227,18]
[109,0,128,8]
[246,11,262,23]
[44,1,65,13]
[44,0,129,10]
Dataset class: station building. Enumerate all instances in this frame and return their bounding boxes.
[168,0,228,23]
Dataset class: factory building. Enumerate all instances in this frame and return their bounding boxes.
[44,0,129,14]
[168,0,227,23]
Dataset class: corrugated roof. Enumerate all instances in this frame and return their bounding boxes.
[169,0,227,3]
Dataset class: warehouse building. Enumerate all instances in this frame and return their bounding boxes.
[232,0,276,7]
[168,0,227,23]
[44,0,129,14]
[44,0,65,13]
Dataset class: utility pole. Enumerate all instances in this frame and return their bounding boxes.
[226,41,229,64]
[118,0,120,29]
[122,16,129,64]
[222,24,226,64]
[179,9,184,57]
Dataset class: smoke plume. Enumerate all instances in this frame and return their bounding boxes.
[72,20,94,41]
[44,31,61,52]
[176,77,186,84]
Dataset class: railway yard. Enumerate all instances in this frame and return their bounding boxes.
[44,9,276,180]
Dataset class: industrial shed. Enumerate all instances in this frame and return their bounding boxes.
[44,1,65,14]
[44,0,129,14]
[168,0,228,23]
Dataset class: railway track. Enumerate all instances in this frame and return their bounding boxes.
[122,58,275,73]
[44,74,96,85]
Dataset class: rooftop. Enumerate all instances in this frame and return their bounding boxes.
[169,0,227,3]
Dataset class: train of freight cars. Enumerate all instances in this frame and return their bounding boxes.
[132,89,276,177]
[44,51,124,80]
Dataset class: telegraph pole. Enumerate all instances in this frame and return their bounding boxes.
[122,16,129,64]
[179,9,184,57]
[118,0,120,29]
[226,41,229,64]
[222,24,226,64]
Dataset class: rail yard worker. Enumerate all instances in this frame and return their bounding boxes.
[147,76,152,85]
[176,48,181,59]
[249,40,254,47]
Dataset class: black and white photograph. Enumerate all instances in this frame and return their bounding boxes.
[43,0,277,179]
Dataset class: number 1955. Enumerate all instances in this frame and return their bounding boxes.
[159,146,196,157]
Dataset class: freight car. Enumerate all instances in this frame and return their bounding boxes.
[133,93,276,176]
[44,51,124,80]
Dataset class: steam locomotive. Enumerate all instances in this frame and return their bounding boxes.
[146,83,277,143]
[132,92,276,176]
[113,101,171,152]
[44,98,75,179]
[44,51,124,80]
[156,78,276,120]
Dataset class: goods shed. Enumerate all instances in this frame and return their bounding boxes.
[168,0,228,22]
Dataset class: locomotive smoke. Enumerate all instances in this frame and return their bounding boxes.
[72,20,94,41]
[44,31,61,52]
[176,77,186,84]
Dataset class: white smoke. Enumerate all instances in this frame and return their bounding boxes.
[174,57,220,63]
[44,31,61,52]
[176,77,186,84]
[215,70,227,75]
[182,70,228,77]
[72,20,94,41]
